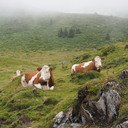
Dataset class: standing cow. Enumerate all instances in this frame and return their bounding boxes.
[71,56,105,74]
[21,65,54,90]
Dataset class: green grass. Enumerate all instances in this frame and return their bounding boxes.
[0,13,128,53]
[0,41,128,128]
[0,12,128,127]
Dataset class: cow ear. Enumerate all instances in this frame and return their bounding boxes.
[101,58,105,61]
[92,58,94,61]
[50,68,53,71]
[37,67,42,71]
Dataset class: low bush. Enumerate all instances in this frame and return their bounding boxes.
[71,53,91,64]
[101,45,116,56]
[124,44,128,49]
[70,71,101,84]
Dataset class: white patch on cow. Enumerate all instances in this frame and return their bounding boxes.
[16,70,21,76]
[21,75,28,87]
[94,56,102,70]
[50,86,54,90]
[40,65,50,81]
[71,64,79,73]
[34,83,42,89]
[28,72,39,86]
[82,61,92,68]
[40,65,51,89]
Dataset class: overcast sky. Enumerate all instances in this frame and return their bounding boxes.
[0,0,128,17]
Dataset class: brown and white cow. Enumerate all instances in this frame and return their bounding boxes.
[71,56,105,74]
[21,65,54,90]
[11,70,22,80]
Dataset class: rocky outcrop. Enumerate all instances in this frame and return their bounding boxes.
[111,120,128,128]
[85,80,121,124]
[53,79,121,127]
[53,107,84,128]
[119,70,128,79]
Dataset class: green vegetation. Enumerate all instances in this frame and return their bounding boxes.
[0,13,128,53]
[0,13,128,128]
[70,71,101,84]
[0,41,128,128]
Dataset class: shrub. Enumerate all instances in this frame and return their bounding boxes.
[124,44,128,49]
[71,53,91,64]
[101,45,116,56]
[70,71,101,84]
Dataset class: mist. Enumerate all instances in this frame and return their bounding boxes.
[0,0,128,17]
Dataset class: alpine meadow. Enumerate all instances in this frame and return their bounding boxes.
[0,12,128,128]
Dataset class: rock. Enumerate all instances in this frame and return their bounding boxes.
[89,88,121,122]
[53,107,84,128]
[70,123,84,128]
[78,80,121,125]
[119,70,128,79]
[53,79,122,127]
[53,111,65,127]
[112,120,128,128]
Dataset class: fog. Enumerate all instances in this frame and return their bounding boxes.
[0,0,128,17]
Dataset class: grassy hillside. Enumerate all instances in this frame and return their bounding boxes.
[0,13,128,54]
[0,41,128,128]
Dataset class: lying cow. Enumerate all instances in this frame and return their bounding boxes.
[11,70,22,80]
[21,65,54,90]
[71,56,105,74]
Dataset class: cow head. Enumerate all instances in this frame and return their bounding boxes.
[92,56,105,70]
[14,70,22,76]
[36,65,54,90]
[37,66,53,72]
[37,65,51,81]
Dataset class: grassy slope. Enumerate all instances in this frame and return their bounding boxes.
[0,13,128,53]
[0,41,128,128]
[0,13,128,127]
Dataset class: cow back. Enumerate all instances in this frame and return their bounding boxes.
[25,71,39,83]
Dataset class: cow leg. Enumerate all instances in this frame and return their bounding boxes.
[34,84,42,89]
[46,81,50,90]
[50,86,54,90]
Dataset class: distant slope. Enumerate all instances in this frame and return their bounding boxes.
[0,13,128,53]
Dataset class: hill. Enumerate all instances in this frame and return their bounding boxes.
[0,13,128,54]
[0,41,128,128]
[0,13,128,128]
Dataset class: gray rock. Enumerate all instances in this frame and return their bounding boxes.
[53,79,122,127]
[111,120,128,128]
[53,111,65,123]
[115,121,128,128]
[81,80,121,123]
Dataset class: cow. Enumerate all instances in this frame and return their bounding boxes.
[21,65,54,90]
[71,56,105,74]
[11,70,22,80]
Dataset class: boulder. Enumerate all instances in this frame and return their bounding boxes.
[115,121,128,128]
[111,120,128,128]
[53,79,121,127]
[81,80,121,124]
